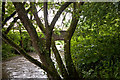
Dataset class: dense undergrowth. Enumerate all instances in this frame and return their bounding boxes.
[71,2,120,79]
[2,31,35,60]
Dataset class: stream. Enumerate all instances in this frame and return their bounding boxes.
[2,53,48,79]
[2,51,64,79]
[2,44,64,79]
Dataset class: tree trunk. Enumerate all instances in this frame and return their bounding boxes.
[2,2,85,80]
[63,2,84,80]
[12,2,61,79]
[64,39,80,80]
[52,40,69,79]
[19,27,23,48]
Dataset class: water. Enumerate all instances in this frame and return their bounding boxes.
[2,52,64,79]
[2,53,47,79]
[2,44,64,79]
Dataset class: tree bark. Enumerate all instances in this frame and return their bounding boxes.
[3,7,31,34]
[2,1,85,80]
[2,2,5,26]
[4,17,18,34]
[64,39,80,79]
[64,2,84,79]
[1,32,55,77]
[19,27,23,48]
[52,40,69,79]
[50,2,72,30]
[30,3,46,34]
[2,11,16,28]
[12,2,61,79]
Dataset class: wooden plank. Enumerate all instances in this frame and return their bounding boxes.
[52,31,66,41]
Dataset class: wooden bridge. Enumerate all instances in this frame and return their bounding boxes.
[52,31,66,41]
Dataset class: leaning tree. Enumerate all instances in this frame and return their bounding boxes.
[1,1,84,80]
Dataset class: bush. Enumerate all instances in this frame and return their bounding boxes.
[2,31,35,60]
[71,2,120,79]
[2,41,18,60]
[71,28,120,79]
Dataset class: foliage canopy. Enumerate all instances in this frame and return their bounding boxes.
[1,1,120,79]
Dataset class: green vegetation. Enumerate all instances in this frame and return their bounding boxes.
[1,1,120,79]
[2,31,35,60]
[2,42,17,60]
[71,2,120,79]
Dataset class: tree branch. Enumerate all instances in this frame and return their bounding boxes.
[64,2,84,79]
[61,12,68,26]
[12,2,44,55]
[43,2,52,56]
[12,3,61,79]
[31,2,52,57]
[30,3,46,34]
[2,11,16,28]
[1,32,56,77]
[4,17,19,34]
[44,2,49,28]
[51,40,69,79]
[4,7,31,34]
[50,2,72,30]
[2,2,5,23]
[66,2,84,40]
[2,2,28,28]
[37,7,43,13]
